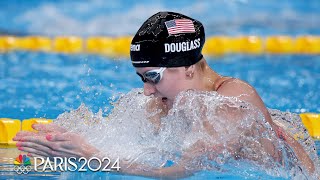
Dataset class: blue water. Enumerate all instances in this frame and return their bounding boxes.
[0,52,319,119]
[1,0,320,36]
[1,0,320,179]
[0,52,319,179]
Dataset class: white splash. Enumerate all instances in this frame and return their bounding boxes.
[54,88,319,179]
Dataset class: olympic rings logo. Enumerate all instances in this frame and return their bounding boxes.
[13,165,32,174]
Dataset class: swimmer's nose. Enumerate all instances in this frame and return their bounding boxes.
[143,83,156,96]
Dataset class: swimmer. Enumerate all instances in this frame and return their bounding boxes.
[13,11,316,178]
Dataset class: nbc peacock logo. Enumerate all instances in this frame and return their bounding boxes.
[13,154,32,174]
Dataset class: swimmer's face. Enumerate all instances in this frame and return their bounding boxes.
[136,67,191,108]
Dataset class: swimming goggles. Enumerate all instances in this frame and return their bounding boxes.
[137,67,166,84]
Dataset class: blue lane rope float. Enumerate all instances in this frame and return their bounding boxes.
[0,114,319,148]
[1,35,320,57]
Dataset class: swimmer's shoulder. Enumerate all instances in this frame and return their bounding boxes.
[214,77,257,99]
[214,77,237,91]
[215,77,273,124]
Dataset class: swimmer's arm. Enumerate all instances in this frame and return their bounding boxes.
[216,80,315,173]
[275,126,315,173]
[14,124,193,178]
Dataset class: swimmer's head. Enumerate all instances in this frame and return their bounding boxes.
[130,11,205,68]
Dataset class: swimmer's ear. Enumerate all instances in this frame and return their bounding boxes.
[185,65,195,78]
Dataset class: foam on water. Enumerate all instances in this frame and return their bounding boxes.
[55,88,319,179]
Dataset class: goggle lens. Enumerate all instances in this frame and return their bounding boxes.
[137,68,166,84]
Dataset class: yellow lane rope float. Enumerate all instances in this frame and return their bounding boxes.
[300,113,320,140]
[0,114,319,148]
[0,118,52,148]
[0,118,20,148]
[1,35,320,57]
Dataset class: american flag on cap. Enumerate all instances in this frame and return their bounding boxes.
[165,19,195,35]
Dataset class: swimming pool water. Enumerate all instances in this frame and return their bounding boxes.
[1,1,320,179]
[1,52,319,179]
[1,142,319,179]
[1,0,320,36]
[0,52,319,119]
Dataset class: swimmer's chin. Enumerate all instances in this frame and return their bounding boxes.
[162,97,173,109]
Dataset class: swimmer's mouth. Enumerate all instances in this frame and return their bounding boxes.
[162,97,167,102]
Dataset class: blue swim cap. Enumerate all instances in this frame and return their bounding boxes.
[130,11,205,67]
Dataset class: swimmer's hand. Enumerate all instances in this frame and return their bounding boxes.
[13,123,99,159]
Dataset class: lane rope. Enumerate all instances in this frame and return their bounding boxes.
[1,35,320,57]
